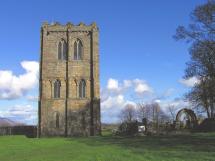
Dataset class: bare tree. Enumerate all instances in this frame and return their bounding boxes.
[137,103,158,122]
[167,105,177,122]
[136,103,152,121]
[137,102,169,123]
[136,102,145,121]
[119,104,137,122]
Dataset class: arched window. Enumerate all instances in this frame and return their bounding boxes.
[74,39,83,60]
[54,112,60,128]
[58,40,67,60]
[78,40,82,59]
[54,80,61,98]
[58,42,62,60]
[74,41,77,60]
[62,41,67,60]
[79,79,86,98]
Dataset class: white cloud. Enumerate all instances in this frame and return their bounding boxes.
[135,83,150,94]
[26,95,38,102]
[107,78,120,91]
[123,80,132,88]
[102,94,126,110]
[179,76,200,87]
[0,61,39,99]
[154,99,161,103]
[0,104,37,125]
[101,77,193,123]
[105,78,152,95]
[158,98,190,114]
[101,94,136,123]
[133,79,152,94]
[101,78,152,123]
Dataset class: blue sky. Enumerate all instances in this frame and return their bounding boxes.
[0,0,205,124]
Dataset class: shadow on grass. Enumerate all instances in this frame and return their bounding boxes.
[70,133,215,154]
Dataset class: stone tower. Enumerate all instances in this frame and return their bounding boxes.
[38,22,101,137]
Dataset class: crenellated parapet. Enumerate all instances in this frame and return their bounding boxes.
[42,21,98,32]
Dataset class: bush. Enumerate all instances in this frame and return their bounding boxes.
[118,121,138,136]
[195,118,215,132]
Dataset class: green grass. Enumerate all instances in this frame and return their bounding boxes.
[0,132,215,161]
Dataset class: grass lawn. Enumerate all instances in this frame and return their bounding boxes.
[0,132,215,161]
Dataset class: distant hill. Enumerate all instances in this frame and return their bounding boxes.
[0,117,25,127]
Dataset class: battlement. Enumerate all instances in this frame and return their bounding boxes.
[41,21,98,31]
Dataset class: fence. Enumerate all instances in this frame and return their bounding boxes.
[0,126,37,138]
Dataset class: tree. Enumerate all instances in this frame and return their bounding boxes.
[174,1,215,118]
[118,104,139,135]
[136,102,152,122]
[119,104,137,122]
[167,105,177,122]
[186,78,215,118]
[137,102,169,123]
[151,103,169,124]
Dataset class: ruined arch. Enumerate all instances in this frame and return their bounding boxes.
[176,108,197,128]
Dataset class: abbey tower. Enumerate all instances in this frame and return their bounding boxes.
[38,22,101,137]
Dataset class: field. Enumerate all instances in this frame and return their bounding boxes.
[0,132,215,161]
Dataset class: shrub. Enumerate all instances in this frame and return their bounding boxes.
[195,118,215,132]
[118,121,138,136]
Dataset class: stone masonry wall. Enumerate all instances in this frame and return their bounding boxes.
[39,22,101,137]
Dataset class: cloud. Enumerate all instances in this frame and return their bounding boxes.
[102,94,125,110]
[101,78,152,123]
[123,80,132,88]
[101,78,191,123]
[101,94,136,110]
[105,78,152,95]
[101,94,136,123]
[158,98,190,114]
[0,104,37,125]
[107,78,120,91]
[26,95,38,102]
[179,76,200,87]
[0,61,39,100]
[133,79,152,94]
